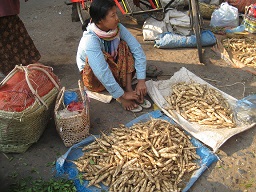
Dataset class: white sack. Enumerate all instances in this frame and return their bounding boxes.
[142,17,169,41]
[164,9,191,35]
[146,67,256,152]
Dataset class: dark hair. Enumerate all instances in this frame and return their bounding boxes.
[90,0,116,24]
[82,0,116,31]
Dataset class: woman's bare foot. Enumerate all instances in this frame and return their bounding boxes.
[117,97,138,111]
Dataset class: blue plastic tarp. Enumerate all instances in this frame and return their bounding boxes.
[55,110,218,192]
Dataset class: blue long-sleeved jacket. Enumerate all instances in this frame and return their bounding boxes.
[76,23,146,99]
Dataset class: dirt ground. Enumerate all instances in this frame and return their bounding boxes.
[0,0,256,191]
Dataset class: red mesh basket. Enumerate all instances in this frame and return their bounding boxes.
[0,64,60,112]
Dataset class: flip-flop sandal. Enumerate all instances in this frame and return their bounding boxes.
[116,99,143,113]
[139,99,152,109]
[130,105,143,113]
[146,64,163,78]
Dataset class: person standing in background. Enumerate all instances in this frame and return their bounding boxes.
[0,0,41,78]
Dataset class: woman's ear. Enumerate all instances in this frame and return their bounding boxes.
[98,19,103,24]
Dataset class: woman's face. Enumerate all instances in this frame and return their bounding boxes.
[98,6,119,31]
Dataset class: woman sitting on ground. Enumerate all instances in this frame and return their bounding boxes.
[76,0,149,112]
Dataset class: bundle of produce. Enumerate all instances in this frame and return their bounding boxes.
[222,37,256,67]
[165,81,236,128]
[72,118,200,192]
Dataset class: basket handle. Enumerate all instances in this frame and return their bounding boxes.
[78,79,89,113]
[0,65,20,86]
[27,66,60,90]
[54,87,66,112]
[0,64,60,109]
[78,80,85,102]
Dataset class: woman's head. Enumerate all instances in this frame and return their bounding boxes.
[82,0,119,31]
[90,0,117,24]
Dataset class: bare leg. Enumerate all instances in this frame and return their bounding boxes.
[125,73,133,92]
[125,72,144,104]
[116,73,139,110]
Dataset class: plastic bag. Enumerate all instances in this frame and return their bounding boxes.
[234,94,256,124]
[210,2,239,27]
[64,91,78,106]
[67,101,84,112]
[142,17,168,41]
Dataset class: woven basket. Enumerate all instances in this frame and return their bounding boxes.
[199,2,218,19]
[54,80,90,147]
[0,64,60,153]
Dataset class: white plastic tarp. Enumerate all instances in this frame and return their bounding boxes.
[146,67,256,152]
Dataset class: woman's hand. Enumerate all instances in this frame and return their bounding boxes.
[135,79,147,96]
[121,91,139,100]
[135,79,147,103]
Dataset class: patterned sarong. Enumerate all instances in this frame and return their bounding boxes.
[0,15,41,75]
[82,41,135,92]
